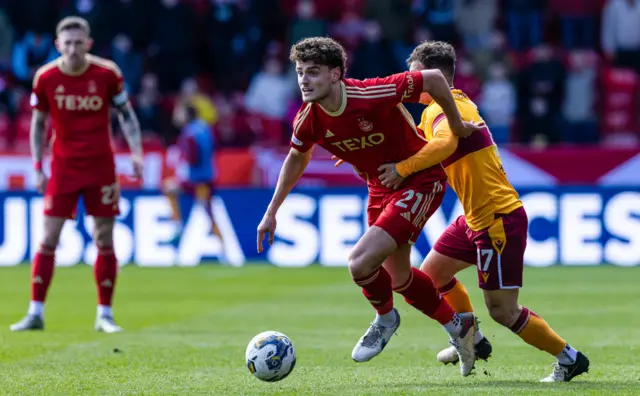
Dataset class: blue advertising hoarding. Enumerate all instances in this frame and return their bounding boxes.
[0,187,638,267]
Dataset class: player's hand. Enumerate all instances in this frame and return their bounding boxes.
[451,120,482,138]
[132,155,144,181]
[331,155,344,167]
[378,163,405,190]
[35,170,48,194]
[257,213,277,253]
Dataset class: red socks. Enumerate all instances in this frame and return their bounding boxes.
[94,247,118,306]
[31,244,56,302]
[354,266,455,325]
[394,267,455,325]
[354,267,394,315]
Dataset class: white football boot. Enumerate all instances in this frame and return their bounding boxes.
[10,315,44,331]
[448,313,477,376]
[437,336,493,365]
[352,308,400,362]
[95,316,123,333]
[540,352,590,382]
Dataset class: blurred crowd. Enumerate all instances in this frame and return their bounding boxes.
[0,0,639,152]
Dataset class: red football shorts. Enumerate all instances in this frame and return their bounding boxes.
[433,206,528,290]
[367,181,445,246]
[44,173,120,219]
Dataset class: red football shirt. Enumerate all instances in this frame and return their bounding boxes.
[30,55,128,169]
[30,56,129,193]
[290,71,447,195]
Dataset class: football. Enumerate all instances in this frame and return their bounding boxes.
[245,331,297,382]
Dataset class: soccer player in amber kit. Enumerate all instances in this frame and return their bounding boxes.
[257,37,482,376]
[10,17,143,333]
[375,41,589,382]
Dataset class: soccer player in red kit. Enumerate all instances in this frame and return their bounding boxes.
[256,37,481,376]
[10,17,143,333]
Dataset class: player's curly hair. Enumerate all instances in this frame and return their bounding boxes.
[289,37,347,80]
[407,41,456,79]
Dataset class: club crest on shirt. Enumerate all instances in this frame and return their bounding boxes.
[88,80,97,93]
[358,118,373,132]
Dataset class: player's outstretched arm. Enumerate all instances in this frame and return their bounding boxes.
[257,148,312,253]
[420,70,479,138]
[30,109,48,193]
[394,121,459,179]
[116,101,144,180]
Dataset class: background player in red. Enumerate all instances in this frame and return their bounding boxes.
[256,37,482,376]
[10,17,143,333]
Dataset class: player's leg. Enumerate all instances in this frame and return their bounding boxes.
[163,178,184,242]
[381,243,477,377]
[85,183,122,333]
[195,183,225,253]
[351,183,476,376]
[422,217,493,364]
[478,208,589,382]
[348,225,402,362]
[10,191,77,331]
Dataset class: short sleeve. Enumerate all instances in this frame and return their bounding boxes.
[30,71,49,112]
[360,71,424,104]
[109,66,128,107]
[289,104,315,152]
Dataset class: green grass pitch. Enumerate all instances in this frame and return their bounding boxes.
[0,264,639,395]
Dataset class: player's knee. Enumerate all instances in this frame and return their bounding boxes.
[41,231,62,248]
[42,218,65,247]
[348,249,377,280]
[420,261,456,289]
[486,301,520,327]
[93,218,115,247]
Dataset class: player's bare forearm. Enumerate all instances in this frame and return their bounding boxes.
[266,148,312,216]
[396,129,458,177]
[117,102,143,158]
[29,110,47,164]
[420,70,463,130]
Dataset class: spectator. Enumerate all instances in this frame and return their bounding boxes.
[0,7,14,68]
[517,44,566,144]
[602,0,640,73]
[148,0,198,92]
[215,93,256,147]
[11,32,57,87]
[204,0,254,93]
[562,50,599,143]
[111,34,143,94]
[106,0,150,51]
[59,0,110,55]
[179,78,218,126]
[414,0,457,44]
[135,73,161,135]
[479,62,516,144]
[550,0,601,49]
[349,21,395,79]
[6,0,57,38]
[454,56,482,102]
[505,0,545,51]
[454,0,497,54]
[244,57,293,146]
[366,0,412,44]
[288,0,329,48]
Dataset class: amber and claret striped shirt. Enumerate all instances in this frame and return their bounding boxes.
[396,90,522,231]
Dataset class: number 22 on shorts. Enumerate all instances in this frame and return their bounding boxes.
[101,183,119,206]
